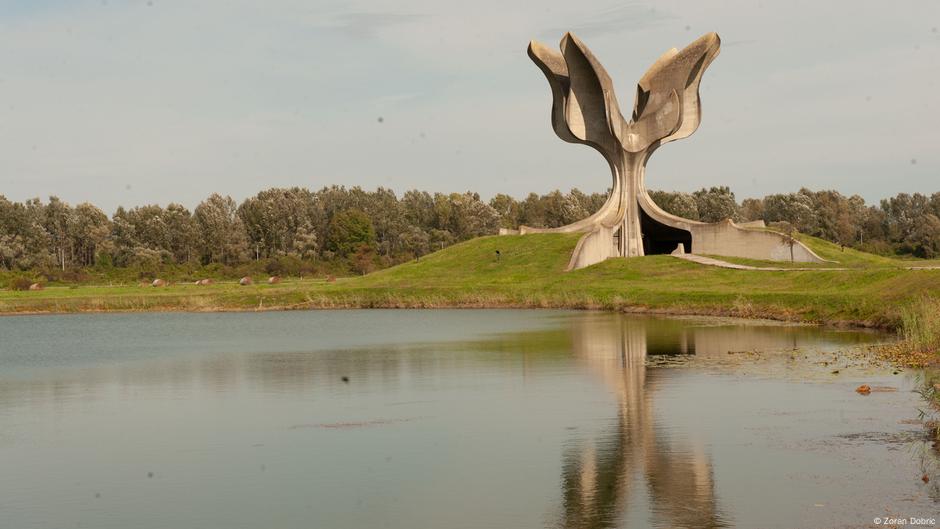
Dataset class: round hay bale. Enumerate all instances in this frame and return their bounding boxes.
[267,276,281,284]
[195,278,213,286]
[151,278,167,287]
[28,283,44,291]
[239,276,253,286]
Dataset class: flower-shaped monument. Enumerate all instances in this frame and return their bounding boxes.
[511,32,825,269]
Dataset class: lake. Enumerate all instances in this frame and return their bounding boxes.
[0,309,936,528]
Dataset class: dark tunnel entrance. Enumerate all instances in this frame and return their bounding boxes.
[640,207,692,255]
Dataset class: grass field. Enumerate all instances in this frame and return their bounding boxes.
[2,233,940,331]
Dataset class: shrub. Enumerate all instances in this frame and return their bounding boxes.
[351,244,377,275]
[9,277,33,291]
[264,259,284,275]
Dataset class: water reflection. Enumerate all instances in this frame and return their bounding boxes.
[0,310,911,529]
[0,312,879,408]
[560,316,729,528]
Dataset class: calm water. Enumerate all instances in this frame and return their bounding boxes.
[0,310,936,529]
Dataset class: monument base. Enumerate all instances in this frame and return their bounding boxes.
[504,196,829,271]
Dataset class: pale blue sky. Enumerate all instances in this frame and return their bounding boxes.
[0,0,938,212]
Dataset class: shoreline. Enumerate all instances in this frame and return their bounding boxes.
[2,233,937,346]
[0,297,896,331]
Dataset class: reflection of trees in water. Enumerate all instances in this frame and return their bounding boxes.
[2,314,876,408]
[558,315,729,529]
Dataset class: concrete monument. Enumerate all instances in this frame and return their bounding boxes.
[509,32,825,270]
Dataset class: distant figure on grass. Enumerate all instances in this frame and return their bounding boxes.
[239,277,253,286]
[268,276,281,284]
[151,279,166,287]
[195,278,213,286]
[28,283,43,291]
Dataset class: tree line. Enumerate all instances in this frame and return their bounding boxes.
[1,185,939,278]
[0,187,507,277]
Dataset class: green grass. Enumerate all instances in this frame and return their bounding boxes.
[797,233,940,268]
[3,233,940,332]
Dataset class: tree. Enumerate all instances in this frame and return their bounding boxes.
[43,196,72,270]
[446,192,500,239]
[649,190,700,220]
[238,187,323,259]
[692,186,739,223]
[0,196,53,269]
[739,198,764,222]
[798,189,865,246]
[518,193,547,227]
[398,225,431,258]
[325,209,375,257]
[538,190,588,227]
[429,229,455,251]
[882,193,930,250]
[125,205,170,253]
[162,203,198,263]
[908,214,940,258]
[290,222,319,259]
[68,203,110,267]
[194,194,248,265]
[108,207,138,266]
[858,206,888,252]
[364,187,403,256]
[763,192,816,232]
[401,189,436,229]
[351,243,377,275]
[489,193,520,229]
[567,188,607,218]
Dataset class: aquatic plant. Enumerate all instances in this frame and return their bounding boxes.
[900,296,940,354]
[875,296,940,367]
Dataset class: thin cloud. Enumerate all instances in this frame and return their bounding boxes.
[313,11,423,39]
[722,39,758,47]
[540,4,676,40]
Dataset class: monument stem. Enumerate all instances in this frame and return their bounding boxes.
[617,152,645,258]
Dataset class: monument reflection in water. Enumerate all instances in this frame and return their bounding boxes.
[551,315,875,529]
[557,315,729,529]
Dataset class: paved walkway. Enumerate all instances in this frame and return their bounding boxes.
[673,253,940,271]
[672,253,849,271]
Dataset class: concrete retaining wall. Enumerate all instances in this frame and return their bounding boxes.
[690,220,824,263]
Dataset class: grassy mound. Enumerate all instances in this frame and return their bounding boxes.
[794,233,940,267]
[2,233,940,332]
[311,233,940,328]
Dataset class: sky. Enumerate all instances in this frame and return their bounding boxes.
[0,0,938,213]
